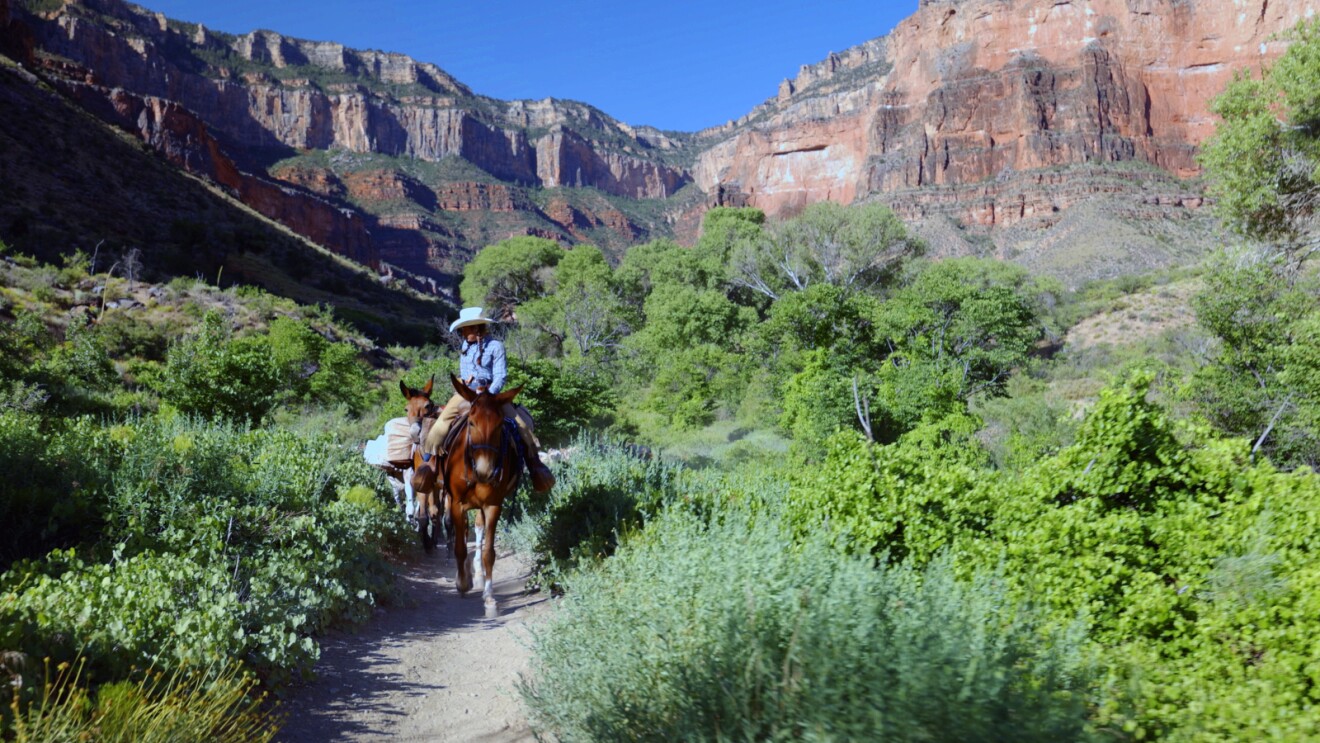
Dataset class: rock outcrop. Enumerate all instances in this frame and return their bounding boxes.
[57,78,377,267]
[434,183,527,212]
[25,0,691,201]
[696,0,1319,222]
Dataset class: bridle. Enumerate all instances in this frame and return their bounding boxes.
[406,397,438,446]
[459,400,521,490]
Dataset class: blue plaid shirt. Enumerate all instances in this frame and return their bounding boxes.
[459,338,506,393]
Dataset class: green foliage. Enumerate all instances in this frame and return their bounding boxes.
[459,236,564,314]
[1200,19,1320,250]
[623,284,755,428]
[0,412,104,569]
[729,201,923,299]
[614,238,716,303]
[522,505,1095,742]
[506,438,685,587]
[788,412,994,562]
[776,259,1046,454]
[515,245,634,364]
[971,374,1079,470]
[150,311,371,422]
[505,358,616,445]
[46,316,116,383]
[1188,254,1320,469]
[785,370,1320,739]
[0,414,401,692]
[151,312,283,421]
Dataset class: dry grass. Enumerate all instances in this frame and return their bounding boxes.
[1064,279,1200,350]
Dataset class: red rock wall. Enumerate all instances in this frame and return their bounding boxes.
[29,1,689,200]
[696,0,1320,219]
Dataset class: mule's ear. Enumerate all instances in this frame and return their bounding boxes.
[451,373,476,402]
[399,380,412,399]
[421,375,434,397]
[493,385,522,406]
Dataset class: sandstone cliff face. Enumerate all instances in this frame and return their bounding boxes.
[697,0,1320,223]
[27,0,691,201]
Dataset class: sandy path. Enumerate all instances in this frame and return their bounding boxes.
[276,546,551,742]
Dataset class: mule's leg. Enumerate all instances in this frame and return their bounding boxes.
[472,510,486,581]
[404,468,417,522]
[480,504,501,607]
[451,496,471,596]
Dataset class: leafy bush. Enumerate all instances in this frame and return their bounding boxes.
[150,311,372,421]
[522,506,1095,742]
[0,414,403,691]
[789,371,1320,739]
[506,438,684,587]
[0,412,104,569]
[505,358,616,446]
[788,411,994,563]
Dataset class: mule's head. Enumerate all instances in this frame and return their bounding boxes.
[399,376,436,435]
[451,373,520,482]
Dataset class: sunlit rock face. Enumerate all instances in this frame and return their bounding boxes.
[9,0,1320,277]
[696,0,1319,222]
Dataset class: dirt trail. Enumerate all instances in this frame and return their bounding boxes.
[276,547,551,742]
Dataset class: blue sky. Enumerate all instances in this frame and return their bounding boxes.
[139,0,918,132]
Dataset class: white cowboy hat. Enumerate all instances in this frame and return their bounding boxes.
[449,306,496,333]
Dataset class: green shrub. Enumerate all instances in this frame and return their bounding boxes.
[150,311,373,421]
[0,412,104,569]
[1,414,402,689]
[506,358,616,445]
[96,312,172,361]
[152,312,285,421]
[789,371,1320,739]
[506,438,684,587]
[522,507,1095,742]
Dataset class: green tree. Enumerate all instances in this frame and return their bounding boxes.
[623,284,755,428]
[459,236,565,316]
[1194,21,1320,467]
[1200,19,1320,265]
[154,312,285,421]
[1188,254,1320,469]
[779,259,1044,454]
[729,202,923,300]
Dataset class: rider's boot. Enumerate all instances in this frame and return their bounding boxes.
[522,437,555,493]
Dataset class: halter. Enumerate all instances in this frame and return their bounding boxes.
[461,413,522,490]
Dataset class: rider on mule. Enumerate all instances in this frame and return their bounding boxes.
[422,307,555,493]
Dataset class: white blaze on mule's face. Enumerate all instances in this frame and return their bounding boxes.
[473,451,495,480]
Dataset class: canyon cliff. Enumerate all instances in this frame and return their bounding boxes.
[4,0,1318,290]
[695,0,1317,227]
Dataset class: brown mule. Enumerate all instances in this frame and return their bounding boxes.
[400,376,449,553]
[442,374,525,609]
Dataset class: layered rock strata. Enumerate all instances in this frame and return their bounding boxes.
[696,0,1320,220]
[26,0,691,201]
[9,0,1320,285]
